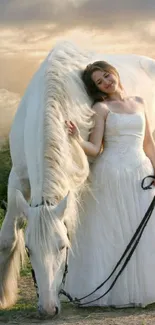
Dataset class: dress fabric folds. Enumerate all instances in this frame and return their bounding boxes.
[65,110,155,307]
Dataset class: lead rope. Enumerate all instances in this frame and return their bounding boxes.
[61,175,155,306]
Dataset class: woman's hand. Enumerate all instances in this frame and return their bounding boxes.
[65,121,81,140]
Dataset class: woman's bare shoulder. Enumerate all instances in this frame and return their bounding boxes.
[92,102,109,118]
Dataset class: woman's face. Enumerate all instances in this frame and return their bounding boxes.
[91,69,119,94]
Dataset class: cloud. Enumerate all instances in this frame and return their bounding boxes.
[1,0,155,59]
[0,1,155,97]
[0,0,155,33]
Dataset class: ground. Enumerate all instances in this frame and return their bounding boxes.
[0,276,155,325]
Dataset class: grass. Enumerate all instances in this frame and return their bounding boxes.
[0,141,11,229]
[1,290,155,325]
[0,142,11,207]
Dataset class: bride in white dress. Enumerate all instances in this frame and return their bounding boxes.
[64,61,155,307]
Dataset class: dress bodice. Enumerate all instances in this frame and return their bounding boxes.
[100,111,147,169]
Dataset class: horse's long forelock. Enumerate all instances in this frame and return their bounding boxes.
[26,206,71,260]
[42,43,94,239]
[0,228,26,308]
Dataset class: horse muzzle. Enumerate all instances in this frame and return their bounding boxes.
[38,304,59,317]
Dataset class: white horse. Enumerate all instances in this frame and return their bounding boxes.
[0,41,155,317]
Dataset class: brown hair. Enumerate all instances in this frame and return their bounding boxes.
[82,61,122,105]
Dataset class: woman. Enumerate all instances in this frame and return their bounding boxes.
[65,61,155,307]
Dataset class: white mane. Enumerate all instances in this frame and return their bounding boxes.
[42,42,95,238]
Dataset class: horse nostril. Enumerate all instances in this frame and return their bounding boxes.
[38,304,46,316]
[55,306,59,315]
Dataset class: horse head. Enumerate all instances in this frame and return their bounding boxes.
[16,190,70,316]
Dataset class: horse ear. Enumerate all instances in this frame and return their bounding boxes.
[16,190,29,218]
[52,192,69,220]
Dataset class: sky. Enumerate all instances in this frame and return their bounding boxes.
[0,0,155,143]
[0,0,155,95]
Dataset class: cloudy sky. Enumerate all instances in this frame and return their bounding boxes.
[0,0,155,95]
[0,0,155,143]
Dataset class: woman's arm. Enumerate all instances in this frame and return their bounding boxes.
[143,109,155,171]
[66,103,108,157]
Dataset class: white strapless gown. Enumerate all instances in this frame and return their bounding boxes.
[65,111,155,307]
